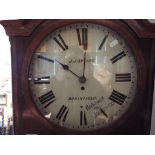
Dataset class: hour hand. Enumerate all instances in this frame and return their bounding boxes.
[55,60,69,70]
[38,55,80,79]
[55,60,80,78]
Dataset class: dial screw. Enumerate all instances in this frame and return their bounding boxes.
[81,86,85,90]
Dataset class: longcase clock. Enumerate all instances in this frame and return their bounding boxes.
[1,19,155,134]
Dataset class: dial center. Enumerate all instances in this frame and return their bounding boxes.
[79,76,86,83]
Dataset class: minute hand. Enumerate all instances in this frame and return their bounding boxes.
[82,52,86,77]
[38,55,80,79]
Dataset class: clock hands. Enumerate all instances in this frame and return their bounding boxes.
[38,54,88,84]
[79,52,87,84]
[83,52,86,77]
[100,108,108,118]
[55,59,80,78]
[38,55,80,79]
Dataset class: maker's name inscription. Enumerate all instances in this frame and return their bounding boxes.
[85,96,104,111]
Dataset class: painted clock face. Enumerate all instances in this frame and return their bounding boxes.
[28,23,137,131]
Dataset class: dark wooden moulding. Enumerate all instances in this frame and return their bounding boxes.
[0,19,155,135]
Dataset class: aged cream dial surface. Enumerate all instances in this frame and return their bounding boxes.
[28,23,137,131]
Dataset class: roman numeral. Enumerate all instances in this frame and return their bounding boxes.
[38,90,56,108]
[110,51,126,64]
[76,29,82,45]
[82,28,88,50]
[53,34,68,51]
[98,33,109,50]
[80,110,87,126]
[115,73,131,82]
[76,28,88,50]
[109,90,127,105]
[34,76,50,84]
[56,105,69,122]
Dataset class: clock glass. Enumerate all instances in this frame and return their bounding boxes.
[28,23,137,131]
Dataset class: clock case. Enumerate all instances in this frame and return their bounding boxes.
[0,19,155,135]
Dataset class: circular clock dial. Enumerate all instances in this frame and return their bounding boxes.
[28,23,137,131]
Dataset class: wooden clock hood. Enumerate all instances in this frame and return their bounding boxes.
[1,19,155,38]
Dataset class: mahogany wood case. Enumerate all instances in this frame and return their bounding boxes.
[0,19,155,135]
